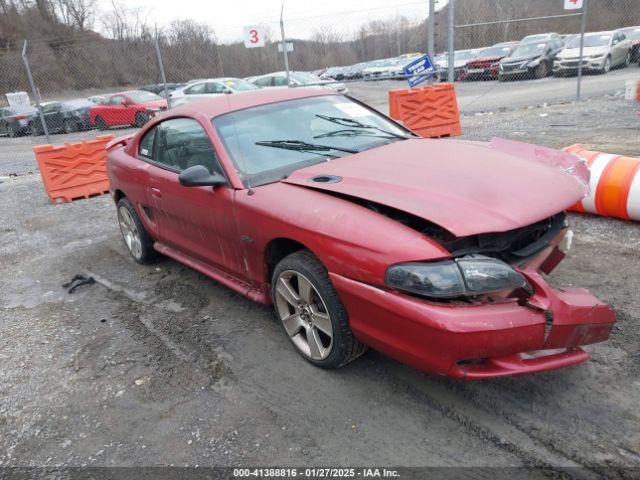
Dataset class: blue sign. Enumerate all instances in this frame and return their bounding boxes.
[402,54,436,87]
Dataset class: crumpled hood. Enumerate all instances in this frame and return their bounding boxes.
[282,138,589,237]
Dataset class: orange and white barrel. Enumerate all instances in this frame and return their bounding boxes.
[563,144,640,222]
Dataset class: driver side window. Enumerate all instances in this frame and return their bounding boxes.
[153,118,224,175]
[110,95,125,105]
[185,83,206,95]
[272,76,288,86]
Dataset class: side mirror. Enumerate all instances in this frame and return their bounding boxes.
[179,165,226,187]
[121,100,130,106]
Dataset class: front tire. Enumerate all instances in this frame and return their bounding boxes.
[117,197,159,264]
[600,56,611,74]
[63,118,77,134]
[271,250,367,369]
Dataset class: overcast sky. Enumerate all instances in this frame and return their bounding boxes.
[106,0,439,42]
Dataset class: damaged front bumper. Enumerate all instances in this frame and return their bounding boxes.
[330,264,615,379]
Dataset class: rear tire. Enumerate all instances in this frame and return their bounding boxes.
[95,116,107,131]
[7,124,16,138]
[134,112,150,128]
[63,118,77,134]
[116,197,160,265]
[535,61,550,79]
[271,250,367,369]
[29,122,41,136]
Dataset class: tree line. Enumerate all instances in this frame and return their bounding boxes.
[0,0,637,101]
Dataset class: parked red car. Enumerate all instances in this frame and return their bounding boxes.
[106,88,615,379]
[461,42,519,80]
[89,90,167,129]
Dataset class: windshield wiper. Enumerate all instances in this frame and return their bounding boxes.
[315,114,410,140]
[255,139,359,154]
[314,128,399,140]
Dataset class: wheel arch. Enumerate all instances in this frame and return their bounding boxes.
[265,237,316,283]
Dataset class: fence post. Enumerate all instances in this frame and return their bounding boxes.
[280,1,291,87]
[21,40,50,143]
[447,0,455,83]
[428,0,435,85]
[576,0,589,101]
[154,34,170,106]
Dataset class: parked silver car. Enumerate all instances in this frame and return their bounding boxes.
[169,78,258,107]
[553,30,631,75]
[248,71,347,94]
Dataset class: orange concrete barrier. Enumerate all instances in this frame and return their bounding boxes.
[388,83,462,138]
[33,134,115,203]
[563,144,640,221]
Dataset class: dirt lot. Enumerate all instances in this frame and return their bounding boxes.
[1,84,639,477]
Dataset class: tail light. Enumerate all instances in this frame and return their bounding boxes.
[15,115,28,120]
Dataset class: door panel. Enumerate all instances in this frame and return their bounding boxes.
[142,117,246,278]
[146,165,243,276]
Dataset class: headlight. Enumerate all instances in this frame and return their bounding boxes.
[385,255,528,299]
[525,59,540,68]
[146,107,160,113]
[588,54,605,59]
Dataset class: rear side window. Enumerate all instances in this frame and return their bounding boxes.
[185,83,206,95]
[139,127,156,158]
[253,77,273,87]
[154,118,223,175]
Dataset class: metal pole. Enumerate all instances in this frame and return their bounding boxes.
[280,1,291,87]
[21,40,50,143]
[154,34,170,107]
[428,0,435,85]
[447,0,455,83]
[576,0,589,101]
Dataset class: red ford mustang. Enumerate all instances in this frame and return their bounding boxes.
[90,90,167,130]
[106,88,615,379]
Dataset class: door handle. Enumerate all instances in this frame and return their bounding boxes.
[151,187,162,198]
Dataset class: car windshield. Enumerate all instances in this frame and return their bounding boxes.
[622,27,640,40]
[522,34,549,42]
[567,34,611,48]
[223,78,258,91]
[290,72,322,84]
[455,50,477,61]
[127,90,163,102]
[511,42,546,57]
[213,95,410,187]
[61,99,92,110]
[479,46,512,57]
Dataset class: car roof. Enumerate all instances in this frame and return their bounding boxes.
[166,87,338,118]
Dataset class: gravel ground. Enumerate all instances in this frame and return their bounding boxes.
[1,83,639,476]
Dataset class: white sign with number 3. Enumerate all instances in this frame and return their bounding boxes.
[243,26,265,48]
[564,0,583,10]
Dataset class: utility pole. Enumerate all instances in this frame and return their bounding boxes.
[428,0,435,84]
[280,1,291,86]
[21,40,50,143]
[447,0,455,83]
[576,0,589,100]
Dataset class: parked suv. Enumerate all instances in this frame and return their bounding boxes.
[553,31,631,75]
[499,39,565,81]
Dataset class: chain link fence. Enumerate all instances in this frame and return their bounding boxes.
[0,0,639,145]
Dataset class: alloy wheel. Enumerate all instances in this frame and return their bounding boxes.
[274,270,333,361]
[118,206,142,259]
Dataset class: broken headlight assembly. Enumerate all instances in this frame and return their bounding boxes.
[385,255,528,299]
